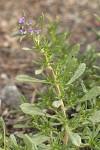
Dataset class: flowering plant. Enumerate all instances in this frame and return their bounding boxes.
[0,14,100,150]
[19,16,41,35]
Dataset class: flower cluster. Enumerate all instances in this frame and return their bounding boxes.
[19,17,41,35]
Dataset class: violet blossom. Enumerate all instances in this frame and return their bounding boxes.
[28,29,34,35]
[20,28,26,35]
[19,17,25,24]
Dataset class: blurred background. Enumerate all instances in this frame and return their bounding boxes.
[0,0,100,111]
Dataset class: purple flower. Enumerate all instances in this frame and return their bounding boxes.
[19,17,25,24]
[20,28,26,34]
[33,29,41,35]
[28,29,34,35]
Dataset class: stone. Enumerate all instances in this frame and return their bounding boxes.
[0,73,8,80]
[0,83,20,108]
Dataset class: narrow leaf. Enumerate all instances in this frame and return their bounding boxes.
[16,75,47,83]
[67,63,86,85]
[71,44,80,56]
[35,69,43,75]
[14,124,33,129]
[66,44,80,65]
[77,86,100,104]
[22,47,33,51]
[94,14,100,22]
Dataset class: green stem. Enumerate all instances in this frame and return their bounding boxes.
[47,66,68,144]
[43,51,68,144]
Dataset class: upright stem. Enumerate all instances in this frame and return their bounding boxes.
[43,51,68,144]
[48,66,68,144]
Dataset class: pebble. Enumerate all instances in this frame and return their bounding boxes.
[0,73,8,80]
[0,83,20,108]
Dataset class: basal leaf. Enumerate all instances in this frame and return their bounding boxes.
[37,144,51,150]
[22,134,50,150]
[68,131,81,147]
[10,134,18,147]
[20,103,45,116]
[23,134,37,150]
[32,134,50,145]
[89,110,100,123]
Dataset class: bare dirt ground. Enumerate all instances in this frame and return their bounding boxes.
[0,0,100,135]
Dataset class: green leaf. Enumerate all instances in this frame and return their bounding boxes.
[37,144,51,150]
[93,65,100,70]
[12,32,21,37]
[14,124,33,129]
[52,100,62,108]
[95,53,100,57]
[20,94,28,104]
[35,69,43,75]
[89,110,100,123]
[67,63,86,85]
[22,47,33,51]
[10,134,18,147]
[59,32,70,46]
[92,29,100,39]
[32,134,50,145]
[16,75,47,83]
[22,134,50,150]
[76,86,100,104]
[71,44,80,56]
[20,35,26,42]
[94,14,100,22]
[23,134,37,150]
[94,125,100,138]
[80,79,88,93]
[68,131,81,147]
[66,44,80,65]
[20,103,45,116]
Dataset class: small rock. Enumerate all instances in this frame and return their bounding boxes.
[3,41,10,48]
[0,73,8,80]
[0,84,20,108]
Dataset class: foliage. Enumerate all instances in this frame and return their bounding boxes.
[0,14,100,150]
